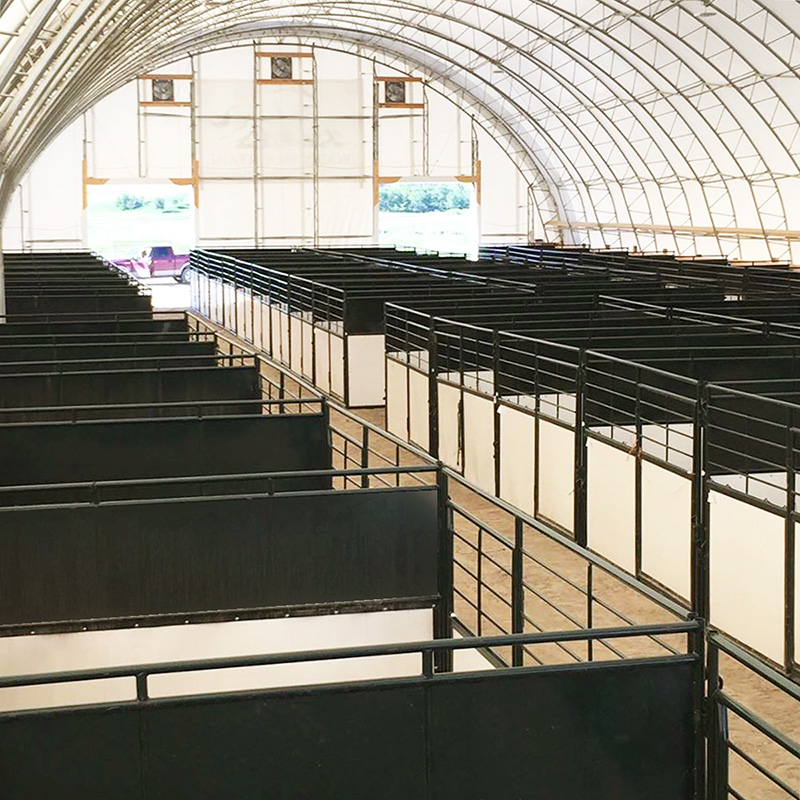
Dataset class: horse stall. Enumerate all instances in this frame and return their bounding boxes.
[0,249,796,800]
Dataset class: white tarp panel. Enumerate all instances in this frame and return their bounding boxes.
[348,334,387,407]
[319,179,373,241]
[537,419,575,533]
[710,490,785,665]
[87,83,139,178]
[463,392,494,494]
[386,357,409,441]
[587,439,636,575]
[196,48,254,116]
[0,609,432,711]
[641,462,692,601]
[197,180,255,244]
[499,404,535,516]
[259,180,311,241]
[143,112,192,178]
[199,117,254,178]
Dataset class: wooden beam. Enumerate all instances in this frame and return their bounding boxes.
[256,79,314,86]
[545,219,800,241]
[138,74,193,81]
[378,102,425,109]
[375,76,424,82]
[255,52,314,58]
[139,100,192,107]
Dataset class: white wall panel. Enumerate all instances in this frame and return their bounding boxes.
[438,381,461,470]
[499,404,535,516]
[408,365,430,449]
[259,301,271,354]
[641,462,691,600]
[386,358,408,441]
[330,333,345,400]
[314,327,331,393]
[538,419,575,532]
[463,392,495,494]
[290,313,303,372]
[587,439,636,574]
[348,334,386,407]
[270,307,284,361]
[0,609,432,711]
[236,288,249,340]
[301,319,314,379]
[143,112,191,178]
[279,308,291,365]
[252,296,262,348]
[710,490,785,664]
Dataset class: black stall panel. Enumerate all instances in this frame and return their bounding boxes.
[0,317,188,343]
[0,655,694,800]
[0,412,332,504]
[0,485,438,626]
[0,365,259,421]
[5,292,151,316]
[0,706,142,800]
[0,341,217,372]
[429,657,694,800]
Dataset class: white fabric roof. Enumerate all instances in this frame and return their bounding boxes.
[0,0,799,254]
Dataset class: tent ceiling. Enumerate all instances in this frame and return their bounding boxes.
[0,0,798,253]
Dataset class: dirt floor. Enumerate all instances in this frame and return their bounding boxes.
[204,317,800,800]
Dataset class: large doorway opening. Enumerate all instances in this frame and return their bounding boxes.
[86,183,194,262]
[378,180,478,259]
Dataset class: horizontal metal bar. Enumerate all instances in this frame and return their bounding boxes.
[0,622,699,690]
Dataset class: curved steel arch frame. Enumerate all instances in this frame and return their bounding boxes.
[1,0,799,260]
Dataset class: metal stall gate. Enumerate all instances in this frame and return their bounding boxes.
[0,625,699,800]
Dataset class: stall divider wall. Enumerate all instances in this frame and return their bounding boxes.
[384,308,799,675]
[187,310,798,800]
[191,255,384,406]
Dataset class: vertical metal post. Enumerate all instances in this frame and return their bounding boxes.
[634,373,643,576]
[706,640,726,800]
[422,82,430,175]
[533,345,540,516]
[785,413,796,672]
[573,350,588,546]
[493,330,502,497]
[360,427,370,488]
[691,382,710,623]
[434,469,453,673]
[312,46,320,247]
[586,562,594,661]
[512,516,524,666]
[691,621,706,800]
[428,317,439,459]
[252,45,260,247]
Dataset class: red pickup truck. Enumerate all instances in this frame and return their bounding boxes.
[112,246,191,283]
